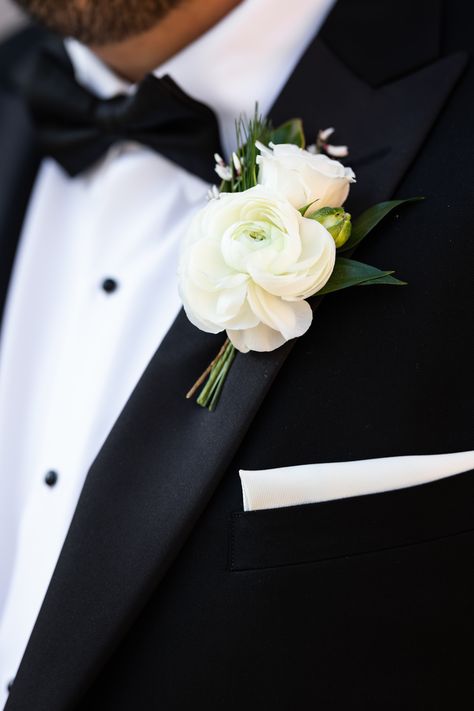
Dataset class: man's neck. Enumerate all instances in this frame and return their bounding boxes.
[91,0,243,83]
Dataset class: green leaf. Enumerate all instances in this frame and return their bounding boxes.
[317,257,404,295]
[270,119,305,148]
[359,274,407,287]
[338,197,424,254]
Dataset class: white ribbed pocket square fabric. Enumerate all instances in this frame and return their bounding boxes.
[239,450,474,512]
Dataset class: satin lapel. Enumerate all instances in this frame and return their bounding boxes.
[269,41,467,215]
[6,311,295,711]
[0,88,40,333]
[7,12,467,711]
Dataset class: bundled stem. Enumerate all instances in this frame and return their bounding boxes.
[190,339,237,411]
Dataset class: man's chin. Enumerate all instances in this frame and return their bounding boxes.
[11,0,179,45]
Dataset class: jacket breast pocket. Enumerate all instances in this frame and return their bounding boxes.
[229,468,474,572]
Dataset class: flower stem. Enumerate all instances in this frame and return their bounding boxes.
[186,339,230,400]
[190,339,237,411]
[206,342,237,411]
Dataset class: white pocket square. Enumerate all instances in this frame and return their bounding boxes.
[239,450,474,512]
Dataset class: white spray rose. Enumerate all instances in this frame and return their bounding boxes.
[178,185,336,353]
[257,143,356,210]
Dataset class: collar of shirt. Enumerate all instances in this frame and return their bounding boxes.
[64,0,336,158]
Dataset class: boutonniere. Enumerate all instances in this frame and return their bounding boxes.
[180,111,421,411]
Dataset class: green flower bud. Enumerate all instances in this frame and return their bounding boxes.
[308,206,352,248]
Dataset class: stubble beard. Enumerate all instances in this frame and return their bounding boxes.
[13,0,185,46]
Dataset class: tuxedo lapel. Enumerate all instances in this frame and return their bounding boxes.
[7,312,295,710]
[269,15,467,214]
[0,88,40,333]
[6,5,467,710]
[319,0,445,87]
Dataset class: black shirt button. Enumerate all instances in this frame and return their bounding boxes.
[101,278,119,294]
[44,470,59,487]
[7,679,13,693]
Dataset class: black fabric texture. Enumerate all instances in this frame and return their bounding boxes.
[1,0,473,708]
[0,88,40,329]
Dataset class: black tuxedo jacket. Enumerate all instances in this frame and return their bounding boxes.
[1,1,473,709]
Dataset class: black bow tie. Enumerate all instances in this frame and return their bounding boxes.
[18,40,223,183]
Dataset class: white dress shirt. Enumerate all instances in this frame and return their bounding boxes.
[0,0,336,702]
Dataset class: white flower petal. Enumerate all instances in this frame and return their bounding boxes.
[179,286,225,335]
[185,240,236,291]
[247,284,313,341]
[227,323,287,353]
[248,268,315,299]
[258,143,355,209]
[216,282,248,319]
[180,275,259,331]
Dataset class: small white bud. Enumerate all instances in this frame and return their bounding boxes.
[232,152,242,175]
[325,144,349,158]
[318,127,335,141]
[255,140,273,157]
[207,185,221,200]
[215,164,232,181]
[310,207,352,249]
[214,153,225,166]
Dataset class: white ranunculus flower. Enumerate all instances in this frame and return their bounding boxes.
[257,142,356,211]
[179,185,336,353]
